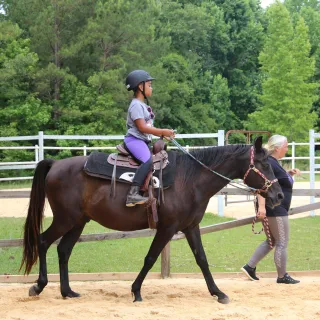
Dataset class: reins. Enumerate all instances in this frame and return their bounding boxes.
[170,138,274,195]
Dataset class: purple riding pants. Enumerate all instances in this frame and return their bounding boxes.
[124,135,151,163]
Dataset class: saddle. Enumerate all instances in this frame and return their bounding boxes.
[108,139,169,230]
[107,144,169,170]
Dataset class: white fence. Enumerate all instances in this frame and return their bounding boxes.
[1,130,320,216]
[0,130,224,174]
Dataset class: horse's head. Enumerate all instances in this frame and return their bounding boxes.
[243,136,283,208]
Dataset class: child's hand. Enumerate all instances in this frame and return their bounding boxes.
[162,129,175,139]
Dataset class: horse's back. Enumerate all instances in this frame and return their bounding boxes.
[47,156,87,183]
[45,156,89,214]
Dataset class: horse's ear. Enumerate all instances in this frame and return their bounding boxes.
[254,136,263,152]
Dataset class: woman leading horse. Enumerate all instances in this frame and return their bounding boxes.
[20,137,283,304]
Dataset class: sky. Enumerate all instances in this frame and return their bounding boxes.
[261,0,277,8]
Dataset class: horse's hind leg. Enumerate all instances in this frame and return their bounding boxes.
[184,226,229,304]
[57,221,86,298]
[29,220,72,297]
[131,227,177,302]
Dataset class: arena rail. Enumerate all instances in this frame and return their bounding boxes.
[0,188,319,280]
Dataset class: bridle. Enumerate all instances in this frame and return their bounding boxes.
[243,146,278,195]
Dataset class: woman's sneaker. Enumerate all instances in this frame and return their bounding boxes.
[241,264,259,281]
[277,273,300,284]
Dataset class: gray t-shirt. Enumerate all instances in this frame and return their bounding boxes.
[125,98,154,142]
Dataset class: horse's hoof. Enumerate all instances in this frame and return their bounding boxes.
[29,284,40,296]
[133,297,143,302]
[132,291,143,302]
[62,290,81,298]
[217,295,230,304]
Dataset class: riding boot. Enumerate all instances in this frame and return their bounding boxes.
[126,185,149,207]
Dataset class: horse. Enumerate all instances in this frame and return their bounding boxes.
[20,136,283,304]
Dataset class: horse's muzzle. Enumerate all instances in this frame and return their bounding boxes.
[277,192,284,202]
[266,191,284,209]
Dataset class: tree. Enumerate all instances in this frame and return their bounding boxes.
[0,21,51,137]
[209,74,238,130]
[3,0,95,122]
[246,2,317,141]
[284,0,320,129]
[212,0,265,125]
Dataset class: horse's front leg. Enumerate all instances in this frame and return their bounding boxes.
[184,225,230,304]
[131,226,176,302]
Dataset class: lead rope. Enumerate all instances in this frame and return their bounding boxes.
[252,196,273,249]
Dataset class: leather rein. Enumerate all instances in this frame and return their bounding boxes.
[170,138,278,195]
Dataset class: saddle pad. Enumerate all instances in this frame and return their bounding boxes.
[83,151,176,188]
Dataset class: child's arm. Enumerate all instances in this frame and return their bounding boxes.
[134,119,175,138]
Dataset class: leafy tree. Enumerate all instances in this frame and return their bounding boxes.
[0,21,51,137]
[284,0,320,129]
[246,2,317,141]
[210,74,238,130]
[213,0,265,125]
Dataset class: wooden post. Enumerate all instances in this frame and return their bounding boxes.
[161,242,171,278]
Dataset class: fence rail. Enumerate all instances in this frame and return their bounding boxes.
[0,188,319,278]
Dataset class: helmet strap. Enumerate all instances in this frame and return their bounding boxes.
[138,82,149,105]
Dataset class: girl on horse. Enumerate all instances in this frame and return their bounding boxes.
[124,70,175,207]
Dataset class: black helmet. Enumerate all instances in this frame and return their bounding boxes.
[125,70,155,91]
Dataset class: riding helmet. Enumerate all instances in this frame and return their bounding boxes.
[125,70,155,91]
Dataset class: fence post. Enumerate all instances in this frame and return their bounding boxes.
[35,145,39,162]
[38,131,44,161]
[310,130,315,216]
[84,146,87,156]
[291,141,295,172]
[161,242,170,278]
[218,130,225,217]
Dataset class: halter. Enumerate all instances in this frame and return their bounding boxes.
[243,146,278,195]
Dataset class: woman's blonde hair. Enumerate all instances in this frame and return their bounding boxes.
[264,135,287,154]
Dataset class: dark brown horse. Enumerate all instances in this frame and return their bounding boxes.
[21,137,283,304]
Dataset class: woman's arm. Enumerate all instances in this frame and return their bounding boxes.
[256,195,266,219]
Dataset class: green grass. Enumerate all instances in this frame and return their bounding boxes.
[292,173,320,182]
[0,214,319,275]
[0,181,32,189]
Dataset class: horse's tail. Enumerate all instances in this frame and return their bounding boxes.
[20,158,55,275]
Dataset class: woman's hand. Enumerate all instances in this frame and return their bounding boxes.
[257,206,266,219]
[287,168,301,176]
[256,194,266,219]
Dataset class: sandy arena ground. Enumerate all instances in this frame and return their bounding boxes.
[1,182,319,319]
[1,277,320,320]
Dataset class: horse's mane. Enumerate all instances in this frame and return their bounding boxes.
[176,144,254,186]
